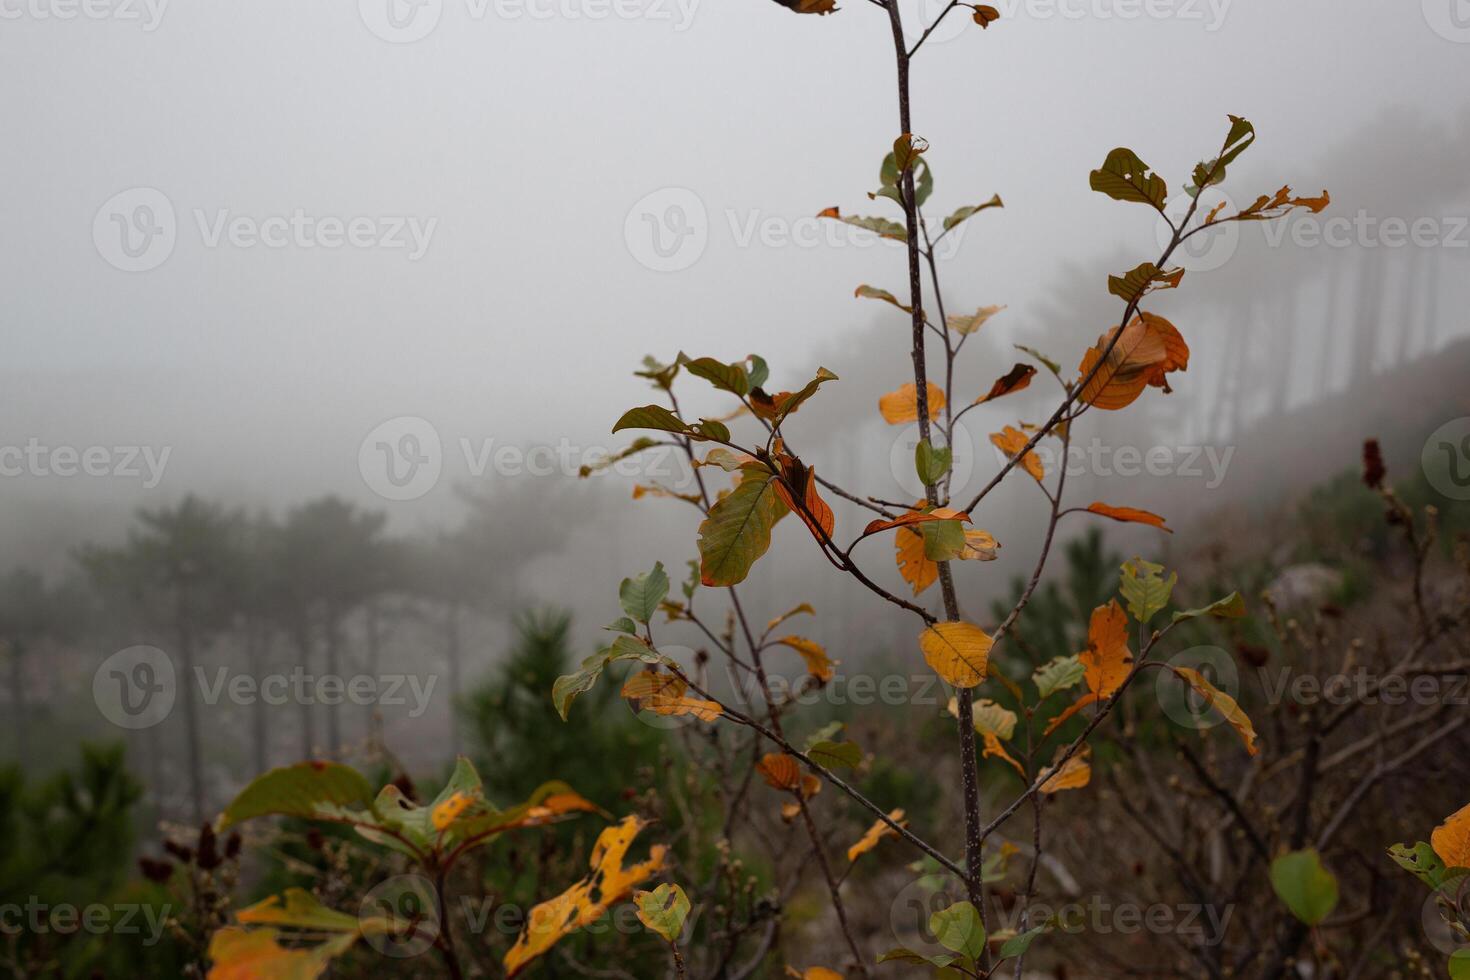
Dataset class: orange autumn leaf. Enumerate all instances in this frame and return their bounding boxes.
[1046,600,1132,736]
[774,636,836,682]
[786,968,845,980]
[1081,600,1133,698]
[895,525,940,595]
[847,809,907,862]
[990,425,1044,482]
[774,454,836,543]
[1078,313,1189,410]
[982,731,1025,777]
[504,817,667,977]
[957,527,1000,561]
[918,621,992,688]
[620,671,723,722]
[757,753,803,792]
[1085,501,1172,533]
[879,382,946,425]
[1038,745,1092,794]
[972,364,1037,406]
[863,510,967,535]
[1236,184,1330,221]
[1431,803,1470,870]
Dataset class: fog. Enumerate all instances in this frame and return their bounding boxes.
[3,0,1469,782]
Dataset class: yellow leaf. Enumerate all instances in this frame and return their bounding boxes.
[767,603,815,632]
[919,622,992,689]
[895,526,939,595]
[432,791,476,832]
[621,672,723,722]
[847,809,907,862]
[504,817,668,977]
[206,927,358,980]
[1038,745,1092,794]
[1172,666,1259,756]
[989,425,1044,482]
[879,382,946,425]
[947,304,1006,335]
[774,636,836,682]
[1431,803,1470,870]
[956,528,999,561]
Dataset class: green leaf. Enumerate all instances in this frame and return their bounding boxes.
[1451,948,1470,980]
[613,404,691,436]
[998,923,1048,959]
[697,468,786,586]
[552,636,666,721]
[808,740,862,770]
[1190,115,1255,196]
[921,518,967,562]
[681,560,699,599]
[771,367,839,426]
[218,762,376,830]
[678,354,750,396]
[1014,344,1062,378]
[916,439,952,485]
[1107,262,1184,304]
[620,562,670,624]
[1119,557,1176,624]
[1172,592,1247,624]
[821,211,907,242]
[804,721,844,750]
[695,418,731,443]
[930,901,986,960]
[942,194,1004,232]
[430,756,484,815]
[878,948,958,968]
[235,888,364,933]
[1089,148,1167,209]
[746,355,770,391]
[1033,655,1086,698]
[604,617,638,634]
[1270,849,1339,926]
[636,883,690,944]
[1388,840,1462,890]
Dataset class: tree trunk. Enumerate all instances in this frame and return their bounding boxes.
[9,641,27,766]
[248,621,270,775]
[365,600,383,748]
[445,599,462,759]
[294,619,314,760]
[177,611,206,826]
[325,605,342,758]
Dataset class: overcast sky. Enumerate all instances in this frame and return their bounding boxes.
[3,0,1468,554]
